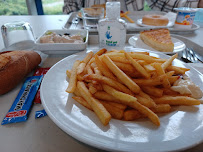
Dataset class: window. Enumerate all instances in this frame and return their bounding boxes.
[42,0,63,15]
[0,0,28,15]
[0,0,64,15]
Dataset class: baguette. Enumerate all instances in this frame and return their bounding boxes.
[0,50,41,95]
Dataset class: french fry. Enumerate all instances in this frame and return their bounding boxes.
[77,52,94,74]
[109,56,130,64]
[66,70,81,96]
[144,64,156,72]
[103,84,160,126]
[124,71,143,78]
[134,95,155,108]
[162,88,180,96]
[153,63,171,88]
[84,51,94,63]
[72,96,92,110]
[139,91,156,107]
[120,11,129,17]
[165,71,179,85]
[120,11,134,23]
[161,53,178,70]
[77,62,86,75]
[88,83,97,94]
[93,83,103,91]
[113,61,135,73]
[90,62,97,68]
[100,100,124,119]
[102,55,140,94]
[168,76,180,85]
[142,86,163,98]
[166,71,175,77]
[77,81,111,126]
[154,95,201,105]
[151,104,171,113]
[95,48,107,56]
[132,74,167,86]
[123,109,144,121]
[93,92,128,110]
[94,91,119,101]
[66,69,71,78]
[84,74,133,95]
[123,14,135,23]
[94,54,117,80]
[167,65,189,75]
[106,101,127,110]
[73,96,124,119]
[88,48,107,64]
[93,66,102,75]
[125,52,150,79]
[66,60,80,93]
[129,53,167,63]
[86,64,94,74]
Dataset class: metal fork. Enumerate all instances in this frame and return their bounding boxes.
[181,48,202,63]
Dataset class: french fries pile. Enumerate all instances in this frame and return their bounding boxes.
[66,49,200,126]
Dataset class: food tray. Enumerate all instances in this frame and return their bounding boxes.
[63,11,200,34]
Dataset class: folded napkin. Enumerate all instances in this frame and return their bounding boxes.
[163,12,177,23]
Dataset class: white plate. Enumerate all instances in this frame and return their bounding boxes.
[35,29,88,54]
[40,48,203,152]
[128,34,186,54]
[137,19,174,28]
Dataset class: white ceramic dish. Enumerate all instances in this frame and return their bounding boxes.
[40,48,203,152]
[35,29,88,54]
[136,19,174,28]
[128,34,186,54]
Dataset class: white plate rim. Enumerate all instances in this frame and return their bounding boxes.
[128,34,186,54]
[40,49,203,152]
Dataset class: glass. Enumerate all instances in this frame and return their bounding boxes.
[1,21,35,51]
[81,7,104,30]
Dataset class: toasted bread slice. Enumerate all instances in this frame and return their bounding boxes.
[140,29,174,52]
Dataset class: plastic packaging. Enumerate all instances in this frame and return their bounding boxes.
[174,7,198,29]
[35,109,47,119]
[1,76,43,125]
[33,67,50,104]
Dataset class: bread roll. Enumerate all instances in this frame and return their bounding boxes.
[0,50,41,95]
[142,15,169,26]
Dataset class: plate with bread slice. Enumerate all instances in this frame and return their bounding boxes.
[128,29,186,54]
[136,14,174,28]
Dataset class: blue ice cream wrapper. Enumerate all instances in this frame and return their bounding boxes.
[1,75,43,125]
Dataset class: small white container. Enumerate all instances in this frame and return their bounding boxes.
[35,29,88,54]
[174,7,198,29]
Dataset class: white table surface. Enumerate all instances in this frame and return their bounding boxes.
[0,15,203,152]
